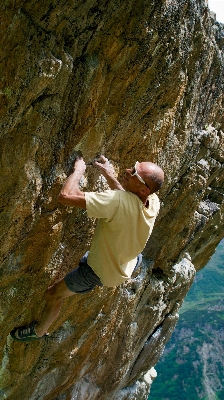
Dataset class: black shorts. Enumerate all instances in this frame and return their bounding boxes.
[64,252,142,294]
[64,252,103,294]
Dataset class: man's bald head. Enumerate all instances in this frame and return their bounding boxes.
[138,162,164,194]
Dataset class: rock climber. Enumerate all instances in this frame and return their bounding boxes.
[10,155,164,342]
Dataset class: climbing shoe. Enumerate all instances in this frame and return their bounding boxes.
[10,322,42,342]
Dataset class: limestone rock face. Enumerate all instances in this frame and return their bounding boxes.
[0,0,223,399]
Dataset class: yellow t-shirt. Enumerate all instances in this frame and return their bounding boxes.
[85,190,160,287]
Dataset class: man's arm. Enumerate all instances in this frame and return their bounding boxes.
[57,158,86,208]
[94,155,124,191]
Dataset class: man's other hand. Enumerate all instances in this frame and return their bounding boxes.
[94,155,115,176]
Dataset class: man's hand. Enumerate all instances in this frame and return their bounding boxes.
[74,157,86,175]
[93,155,115,176]
[93,155,124,191]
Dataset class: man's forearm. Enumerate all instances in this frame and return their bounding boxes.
[102,171,124,190]
[60,170,83,196]
[58,159,86,208]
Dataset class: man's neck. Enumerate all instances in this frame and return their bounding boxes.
[144,198,149,208]
[136,193,149,207]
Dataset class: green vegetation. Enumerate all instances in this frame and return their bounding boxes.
[149,240,224,400]
[181,242,224,313]
[3,87,13,99]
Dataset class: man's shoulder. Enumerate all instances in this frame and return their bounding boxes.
[86,189,140,208]
[85,189,121,208]
[85,190,121,219]
[147,192,160,214]
[149,192,160,202]
[117,189,140,201]
[86,189,120,200]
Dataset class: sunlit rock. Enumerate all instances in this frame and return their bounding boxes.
[0,0,223,399]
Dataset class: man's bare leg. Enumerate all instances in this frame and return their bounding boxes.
[35,278,75,337]
[10,278,75,342]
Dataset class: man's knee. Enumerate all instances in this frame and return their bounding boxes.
[45,281,63,303]
[45,278,73,303]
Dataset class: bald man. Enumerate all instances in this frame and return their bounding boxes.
[11,156,164,342]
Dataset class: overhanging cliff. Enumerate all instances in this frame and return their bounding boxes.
[0,0,223,399]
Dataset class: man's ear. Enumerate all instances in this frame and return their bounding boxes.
[140,186,150,196]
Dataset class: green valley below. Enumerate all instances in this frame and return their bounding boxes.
[149,240,224,400]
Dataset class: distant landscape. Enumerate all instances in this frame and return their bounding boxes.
[149,240,224,400]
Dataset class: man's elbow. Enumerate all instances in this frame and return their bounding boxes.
[57,193,68,205]
[57,192,86,208]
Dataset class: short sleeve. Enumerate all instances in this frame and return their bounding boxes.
[85,190,120,220]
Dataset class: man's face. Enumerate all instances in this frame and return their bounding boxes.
[120,168,133,191]
[120,163,146,193]
[120,161,164,196]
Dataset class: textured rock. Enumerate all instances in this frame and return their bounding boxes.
[0,0,223,399]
